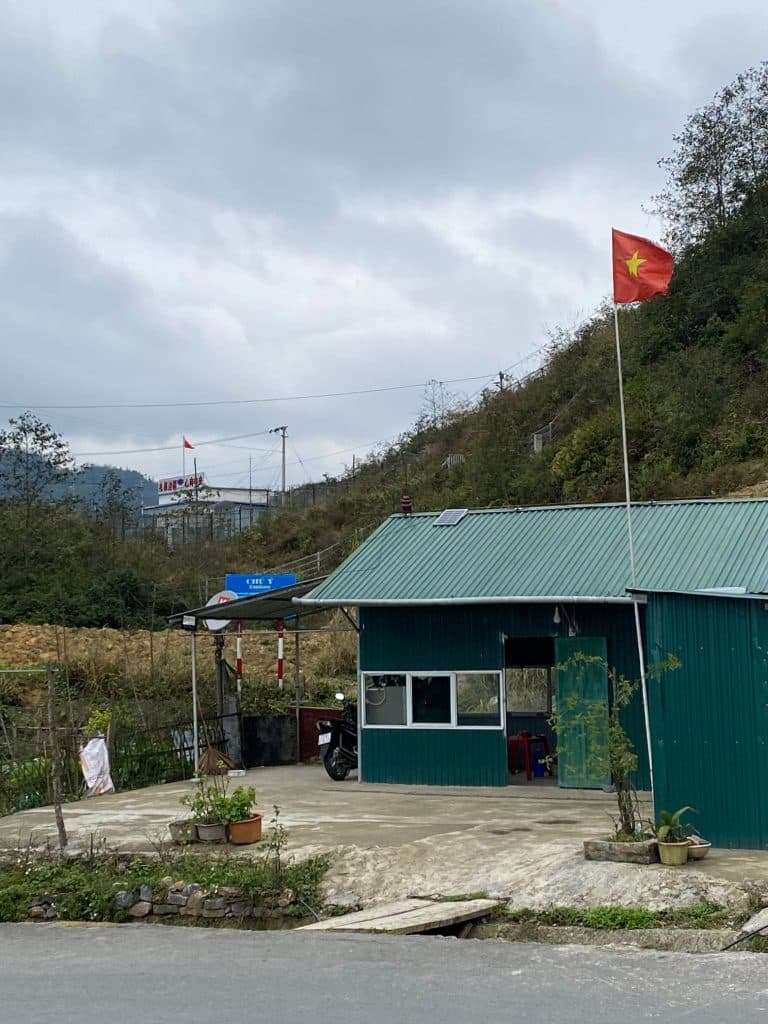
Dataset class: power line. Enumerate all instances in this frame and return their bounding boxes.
[72,429,272,458]
[0,372,500,412]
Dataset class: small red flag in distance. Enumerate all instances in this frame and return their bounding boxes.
[612,229,674,304]
[183,437,194,450]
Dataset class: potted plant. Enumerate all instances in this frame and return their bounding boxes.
[551,656,661,864]
[180,773,227,843]
[220,785,262,845]
[654,806,697,865]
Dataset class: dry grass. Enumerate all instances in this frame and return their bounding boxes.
[0,619,358,710]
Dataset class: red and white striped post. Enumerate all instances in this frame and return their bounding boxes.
[277,619,285,690]
[235,621,243,700]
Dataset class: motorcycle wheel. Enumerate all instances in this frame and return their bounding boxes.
[324,747,351,781]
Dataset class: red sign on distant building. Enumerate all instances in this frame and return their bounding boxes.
[157,473,206,496]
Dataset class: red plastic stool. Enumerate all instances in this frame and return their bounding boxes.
[507,732,550,781]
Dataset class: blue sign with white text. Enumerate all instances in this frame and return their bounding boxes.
[225,573,297,597]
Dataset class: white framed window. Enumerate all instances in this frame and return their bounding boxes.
[361,671,503,729]
[456,672,503,727]
[363,673,407,726]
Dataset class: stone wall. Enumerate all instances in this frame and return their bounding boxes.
[27,875,306,926]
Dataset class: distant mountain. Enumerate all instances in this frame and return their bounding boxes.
[0,453,156,509]
[63,464,157,509]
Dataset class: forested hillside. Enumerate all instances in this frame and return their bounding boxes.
[2,64,768,629]
[250,64,768,566]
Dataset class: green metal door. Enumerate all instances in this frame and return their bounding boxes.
[555,637,610,789]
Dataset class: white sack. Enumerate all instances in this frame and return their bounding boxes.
[79,736,115,797]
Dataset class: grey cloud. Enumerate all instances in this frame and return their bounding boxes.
[0,1,763,485]
[0,213,203,411]
[0,1,672,215]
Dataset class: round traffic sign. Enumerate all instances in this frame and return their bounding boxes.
[204,590,238,631]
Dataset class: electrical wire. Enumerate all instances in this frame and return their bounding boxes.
[72,429,273,458]
[1,372,502,412]
[289,440,312,484]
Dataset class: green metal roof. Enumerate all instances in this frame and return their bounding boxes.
[296,499,768,606]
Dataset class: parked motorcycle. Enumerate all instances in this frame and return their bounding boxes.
[317,695,358,781]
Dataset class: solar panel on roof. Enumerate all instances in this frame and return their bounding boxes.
[433,508,468,527]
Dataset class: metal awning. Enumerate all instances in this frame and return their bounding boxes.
[170,576,328,627]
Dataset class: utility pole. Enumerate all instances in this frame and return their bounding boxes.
[269,425,288,504]
[193,456,199,543]
[428,380,438,427]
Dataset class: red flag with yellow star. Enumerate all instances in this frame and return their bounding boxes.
[612,228,673,304]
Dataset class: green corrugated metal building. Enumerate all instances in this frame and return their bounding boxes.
[298,499,768,811]
[644,590,768,849]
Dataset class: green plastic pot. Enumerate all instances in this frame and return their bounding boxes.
[658,841,690,866]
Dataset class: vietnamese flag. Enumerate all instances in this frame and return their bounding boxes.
[612,228,674,304]
[183,437,194,450]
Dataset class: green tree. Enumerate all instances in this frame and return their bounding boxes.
[0,412,71,509]
[651,63,768,250]
[0,412,72,569]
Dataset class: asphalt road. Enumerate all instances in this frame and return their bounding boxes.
[2,924,768,1023]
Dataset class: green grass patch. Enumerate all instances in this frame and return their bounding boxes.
[583,906,658,930]
[661,901,729,929]
[500,902,731,931]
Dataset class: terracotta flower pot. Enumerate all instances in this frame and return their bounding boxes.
[227,814,263,845]
[658,840,690,866]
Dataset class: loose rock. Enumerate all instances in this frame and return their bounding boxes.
[113,891,135,911]
[128,901,152,918]
[739,906,768,937]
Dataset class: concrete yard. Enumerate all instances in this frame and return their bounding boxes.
[1,765,767,912]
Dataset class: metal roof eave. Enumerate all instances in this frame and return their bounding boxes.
[294,593,643,608]
[628,586,767,603]
[170,576,328,625]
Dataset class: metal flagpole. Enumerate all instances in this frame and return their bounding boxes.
[182,438,186,480]
[613,303,654,807]
[613,304,636,584]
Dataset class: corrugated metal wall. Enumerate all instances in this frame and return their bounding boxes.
[359,603,650,789]
[646,592,768,849]
[361,728,508,786]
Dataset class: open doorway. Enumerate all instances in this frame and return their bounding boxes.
[504,637,556,783]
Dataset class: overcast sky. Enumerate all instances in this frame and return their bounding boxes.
[1,1,766,493]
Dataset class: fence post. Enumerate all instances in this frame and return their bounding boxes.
[295,631,301,764]
[46,663,68,851]
[191,631,199,775]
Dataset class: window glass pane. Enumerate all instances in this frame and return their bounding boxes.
[505,667,550,713]
[411,675,452,724]
[456,673,501,727]
[364,674,406,725]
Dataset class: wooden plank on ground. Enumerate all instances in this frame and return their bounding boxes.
[300,898,499,934]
